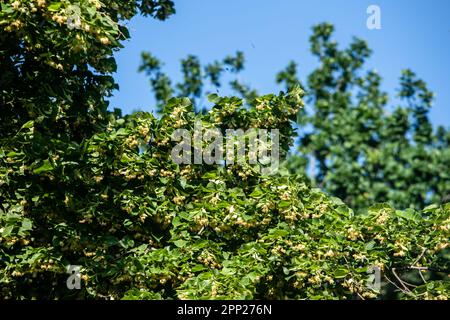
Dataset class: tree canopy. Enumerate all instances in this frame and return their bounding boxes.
[139,23,450,212]
[0,1,449,300]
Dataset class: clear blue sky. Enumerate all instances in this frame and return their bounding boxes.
[110,0,450,127]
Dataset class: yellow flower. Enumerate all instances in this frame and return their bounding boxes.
[324,249,335,258]
[99,36,111,45]
[352,253,366,261]
[173,195,185,205]
[89,0,102,9]
[10,20,23,29]
[52,14,67,25]
[280,191,290,200]
[347,227,361,240]
[12,1,20,10]
[293,243,306,251]
[393,250,405,257]
[435,243,449,251]
[139,126,149,138]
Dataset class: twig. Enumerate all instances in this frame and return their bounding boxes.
[411,248,427,266]
[408,266,428,270]
[391,268,414,292]
[384,275,413,296]
[417,269,427,284]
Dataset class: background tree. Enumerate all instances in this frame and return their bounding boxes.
[290,24,450,211]
[139,50,257,114]
[139,23,450,211]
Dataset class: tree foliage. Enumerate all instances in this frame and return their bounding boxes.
[292,24,450,211]
[0,2,449,300]
[140,23,450,212]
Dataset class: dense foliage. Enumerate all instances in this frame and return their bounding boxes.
[139,24,450,212]
[1,1,449,300]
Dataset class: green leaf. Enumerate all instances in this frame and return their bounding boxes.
[33,160,54,174]
[21,121,34,129]
[1,225,14,237]
[334,268,349,279]
[250,187,264,198]
[208,93,220,103]
[365,240,376,250]
[278,200,291,208]
[104,236,119,247]
[1,4,14,14]
[221,267,235,276]
[423,204,439,213]
[192,264,206,272]
[174,239,188,248]
[119,237,134,249]
[21,219,32,232]
[172,217,182,228]
[48,2,62,11]
[395,209,421,222]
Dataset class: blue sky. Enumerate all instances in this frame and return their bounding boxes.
[110,0,450,127]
